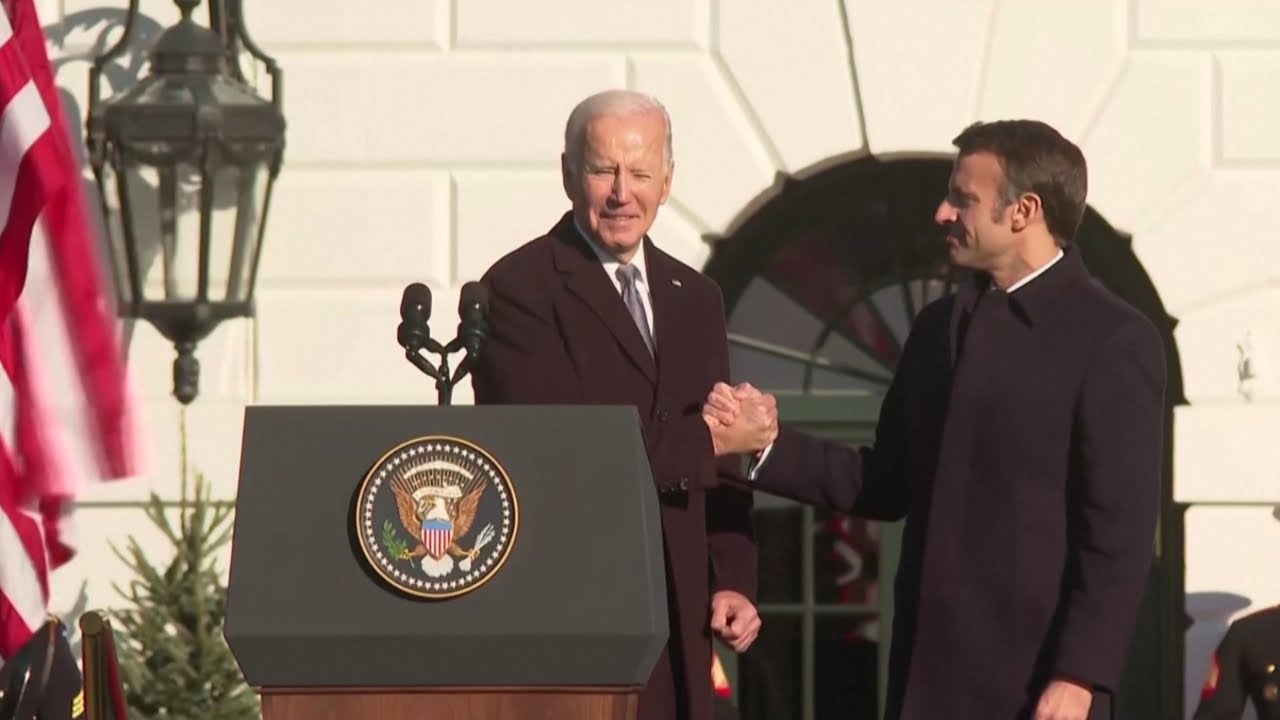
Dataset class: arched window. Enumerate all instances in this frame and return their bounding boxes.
[712,158,956,396]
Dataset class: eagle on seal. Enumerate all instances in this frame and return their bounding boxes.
[390,465,494,578]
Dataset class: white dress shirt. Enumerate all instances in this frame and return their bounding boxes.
[1005,249,1063,292]
[575,218,655,338]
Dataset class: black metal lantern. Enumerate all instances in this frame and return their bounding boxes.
[86,0,285,404]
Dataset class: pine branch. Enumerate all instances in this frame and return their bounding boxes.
[107,471,261,719]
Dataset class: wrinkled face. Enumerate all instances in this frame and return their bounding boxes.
[562,111,672,262]
[934,151,1016,272]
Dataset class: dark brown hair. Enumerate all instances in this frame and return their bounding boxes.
[951,120,1087,246]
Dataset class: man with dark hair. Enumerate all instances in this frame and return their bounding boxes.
[948,120,1088,247]
[705,119,1168,720]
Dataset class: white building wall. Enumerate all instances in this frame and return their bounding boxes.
[35,1,1280,715]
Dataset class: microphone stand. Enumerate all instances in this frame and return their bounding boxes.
[401,332,478,406]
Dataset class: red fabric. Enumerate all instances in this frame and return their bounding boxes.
[0,0,138,660]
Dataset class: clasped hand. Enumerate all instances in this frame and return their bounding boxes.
[701,381,778,456]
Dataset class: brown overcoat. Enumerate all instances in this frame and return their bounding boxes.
[472,212,757,720]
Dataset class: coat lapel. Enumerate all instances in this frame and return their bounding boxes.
[949,271,987,368]
[551,215,658,383]
[645,242,684,382]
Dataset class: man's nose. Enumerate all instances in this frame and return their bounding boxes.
[935,200,957,225]
[610,173,631,203]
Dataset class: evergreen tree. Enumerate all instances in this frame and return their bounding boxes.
[108,470,260,719]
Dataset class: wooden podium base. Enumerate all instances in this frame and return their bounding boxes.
[259,686,640,720]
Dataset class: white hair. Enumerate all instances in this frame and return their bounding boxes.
[563,89,673,171]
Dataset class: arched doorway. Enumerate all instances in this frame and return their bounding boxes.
[703,156,1186,720]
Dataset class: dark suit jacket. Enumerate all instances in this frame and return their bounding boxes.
[754,247,1166,720]
[472,212,757,720]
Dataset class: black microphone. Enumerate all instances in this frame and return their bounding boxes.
[397,282,432,351]
[398,282,442,382]
[401,282,432,325]
[456,281,489,359]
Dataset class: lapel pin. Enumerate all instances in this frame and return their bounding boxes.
[671,279,682,287]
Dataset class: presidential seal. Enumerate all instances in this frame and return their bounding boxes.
[355,436,517,599]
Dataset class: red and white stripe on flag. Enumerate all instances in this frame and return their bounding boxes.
[0,0,139,660]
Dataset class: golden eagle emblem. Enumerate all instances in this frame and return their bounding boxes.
[389,462,495,577]
[355,437,517,599]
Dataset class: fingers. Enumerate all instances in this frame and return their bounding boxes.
[704,382,742,429]
[735,392,779,445]
[737,390,776,415]
[714,612,759,652]
[711,381,738,403]
[710,593,762,653]
[703,401,736,425]
[710,600,729,635]
[727,606,761,652]
[706,383,739,414]
[1033,680,1091,720]
[703,384,781,455]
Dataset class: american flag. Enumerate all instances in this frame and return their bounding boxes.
[0,0,139,660]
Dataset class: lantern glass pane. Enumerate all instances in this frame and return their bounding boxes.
[98,158,133,307]
[141,161,204,302]
[120,163,168,301]
[213,158,271,299]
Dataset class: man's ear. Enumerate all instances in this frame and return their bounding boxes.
[1010,192,1042,232]
[561,152,574,200]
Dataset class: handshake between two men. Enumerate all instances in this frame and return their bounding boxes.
[701,382,778,459]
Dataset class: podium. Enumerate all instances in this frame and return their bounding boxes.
[224,405,669,720]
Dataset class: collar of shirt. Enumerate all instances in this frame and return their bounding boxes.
[1006,248,1065,293]
[573,215,651,296]
[956,246,1075,325]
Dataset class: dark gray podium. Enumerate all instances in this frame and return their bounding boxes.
[223,405,668,720]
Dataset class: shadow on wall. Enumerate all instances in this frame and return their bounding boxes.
[41,7,164,351]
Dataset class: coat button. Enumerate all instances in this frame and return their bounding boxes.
[658,410,670,422]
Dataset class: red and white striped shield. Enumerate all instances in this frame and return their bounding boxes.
[421,518,453,560]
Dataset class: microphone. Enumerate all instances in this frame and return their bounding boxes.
[397,279,487,405]
[397,282,432,350]
[398,282,441,382]
[400,282,431,325]
[456,281,489,359]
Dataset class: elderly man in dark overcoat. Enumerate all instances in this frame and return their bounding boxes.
[471,89,770,720]
[706,120,1168,720]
